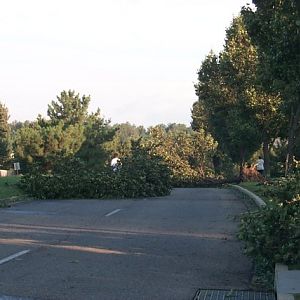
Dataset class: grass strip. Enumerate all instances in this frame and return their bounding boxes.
[238,181,272,204]
[0,176,29,207]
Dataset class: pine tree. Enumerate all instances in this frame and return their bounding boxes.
[47,90,90,127]
[0,102,11,168]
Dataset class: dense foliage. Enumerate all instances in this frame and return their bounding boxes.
[105,123,146,157]
[234,1,300,283]
[193,17,261,176]
[141,125,219,186]
[75,109,115,170]
[0,102,11,168]
[21,146,171,199]
[239,170,300,281]
[242,0,300,174]
[13,91,114,172]
[192,16,287,177]
[193,0,300,177]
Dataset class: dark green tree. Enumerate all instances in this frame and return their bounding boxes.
[0,102,11,168]
[47,90,90,127]
[191,101,208,132]
[194,39,259,176]
[13,91,110,171]
[242,0,300,174]
[220,16,261,173]
[193,16,285,177]
[76,109,115,169]
[13,121,44,172]
[14,121,84,168]
[246,88,285,176]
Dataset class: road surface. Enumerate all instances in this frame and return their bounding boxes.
[0,188,253,300]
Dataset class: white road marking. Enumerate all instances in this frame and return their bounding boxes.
[105,209,122,217]
[0,249,30,265]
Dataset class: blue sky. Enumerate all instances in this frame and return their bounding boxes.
[0,0,250,127]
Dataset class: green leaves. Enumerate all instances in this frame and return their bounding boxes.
[47,90,90,127]
[104,123,146,158]
[242,0,300,173]
[21,148,172,199]
[141,125,218,186]
[13,91,114,172]
[239,169,300,278]
[239,201,300,267]
[193,16,262,171]
[0,102,11,168]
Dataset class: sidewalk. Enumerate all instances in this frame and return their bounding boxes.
[275,264,300,300]
[230,184,300,300]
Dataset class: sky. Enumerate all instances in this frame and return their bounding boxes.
[0,0,251,127]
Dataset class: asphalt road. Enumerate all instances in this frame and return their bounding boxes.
[0,188,253,300]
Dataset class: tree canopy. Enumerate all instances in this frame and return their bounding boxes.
[0,102,11,167]
[242,0,300,173]
[13,91,113,171]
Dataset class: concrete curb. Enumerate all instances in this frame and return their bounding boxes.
[275,264,299,300]
[0,196,33,208]
[229,184,266,207]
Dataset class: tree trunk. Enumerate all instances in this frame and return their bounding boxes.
[285,103,300,176]
[239,148,245,180]
[262,139,270,178]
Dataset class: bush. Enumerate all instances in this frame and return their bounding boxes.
[263,173,300,204]
[239,201,300,267]
[238,168,300,282]
[117,150,172,197]
[21,150,171,199]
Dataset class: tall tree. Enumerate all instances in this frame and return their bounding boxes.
[13,91,115,172]
[76,109,115,168]
[220,16,261,174]
[47,90,90,127]
[242,0,300,174]
[0,102,11,167]
[193,15,285,177]
[246,88,285,176]
[193,18,262,176]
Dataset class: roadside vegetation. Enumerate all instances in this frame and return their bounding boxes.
[238,169,300,288]
[0,176,28,207]
[238,181,271,203]
[21,148,171,199]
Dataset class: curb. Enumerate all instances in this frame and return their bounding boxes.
[275,264,298,300]
[0,196,33,208]
[229,184,266,207]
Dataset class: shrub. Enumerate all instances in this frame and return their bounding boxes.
[117,150,172,197]
[239,201,300,267]
[239,168,300,281]
[21,150,171,199]
[263,172,300,204]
